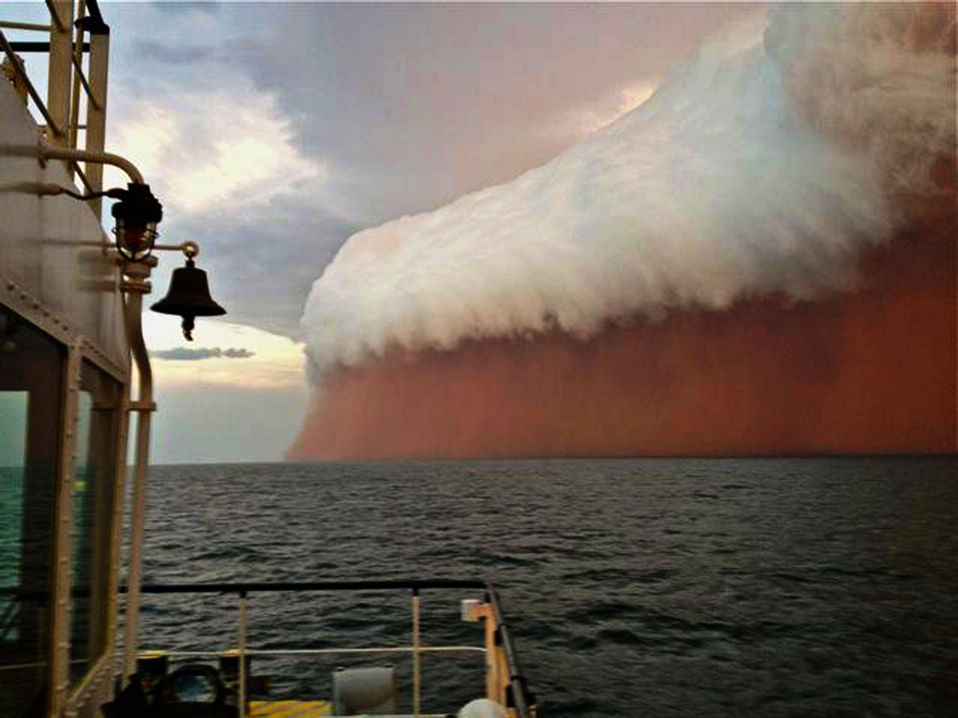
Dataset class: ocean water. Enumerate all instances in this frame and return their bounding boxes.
[133,458,958,717]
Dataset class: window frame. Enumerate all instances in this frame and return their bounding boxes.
[0,294,131,716]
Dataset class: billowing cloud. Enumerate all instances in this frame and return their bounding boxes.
[150,347,255,361]
[545,81,661,140]
[301,4,954,380]
[97,3,754,343]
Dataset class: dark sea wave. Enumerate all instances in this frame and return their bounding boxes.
[132,457,958,716]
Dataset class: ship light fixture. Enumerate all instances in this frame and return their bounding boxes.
[25,173,226,339]
[111,182,163,261]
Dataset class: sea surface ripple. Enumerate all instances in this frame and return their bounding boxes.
[133,457,958,716]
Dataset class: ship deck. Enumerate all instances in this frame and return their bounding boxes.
[250,700,332,716]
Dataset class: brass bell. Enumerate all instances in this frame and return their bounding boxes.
[151,257,226,340]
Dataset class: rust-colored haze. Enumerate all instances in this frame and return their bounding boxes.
[289,188,956,460]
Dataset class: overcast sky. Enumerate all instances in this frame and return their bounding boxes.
[4,2,757,462]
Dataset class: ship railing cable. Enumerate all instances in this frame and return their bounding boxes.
[109,579,535,718]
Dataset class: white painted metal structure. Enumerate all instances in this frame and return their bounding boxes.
[129,580,536,718]
[0,2,158,716]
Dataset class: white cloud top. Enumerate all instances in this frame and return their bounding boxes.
[301,4,954,382]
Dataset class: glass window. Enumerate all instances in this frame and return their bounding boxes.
[69,362,121,687]
[0,306,64,717]
[0,391,28,644]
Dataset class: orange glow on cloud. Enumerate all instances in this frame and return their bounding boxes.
[289,188,955,459]
[289,3,956,460]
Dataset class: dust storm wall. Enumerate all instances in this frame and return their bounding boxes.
[290,4,957,460]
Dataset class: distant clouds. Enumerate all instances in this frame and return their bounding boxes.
[108,80,324,216]
[151,347,255,361]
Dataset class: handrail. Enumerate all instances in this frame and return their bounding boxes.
[487,586,536,717]
[130,580,534,718]
[72,159,93,193]
[43,0,67,33]
[0,21,52,32]
[0,578,486,601]
[6,41,91,52]
[129,578,489,594]
[0,2,109,204]
[0,30,65,137]
[2,579,536,718]
[71,53,100,110]
[161,647,487,657]
[120,257,156,680]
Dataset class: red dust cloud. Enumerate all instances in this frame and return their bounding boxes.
[289,184,955,460]
[289,4,956,460]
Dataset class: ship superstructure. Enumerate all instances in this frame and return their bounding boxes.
[1,2,133,715]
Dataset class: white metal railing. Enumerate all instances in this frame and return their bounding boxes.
[153,589,485,718]
[157,646,487,718]
[122,579,537,718]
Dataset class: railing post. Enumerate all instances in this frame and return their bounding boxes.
[45,0,73,144]
[412,587,421,717]
[481,605,499,705]
[68,0,84,153]
[238,591,248,718]
[83,12,109,218]
[121,258,156,681]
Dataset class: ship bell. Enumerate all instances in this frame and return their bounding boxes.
[151,257,226,341]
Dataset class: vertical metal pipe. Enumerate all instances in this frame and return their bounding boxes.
[120,260,155,680]
[68,0,85,154]
[45,0,73,144]
[104,367,130,694]
[47,343,81,718]
[121,392,151,678]
[84,18,109,218]
[481,605,500,704]
[412,588,421,717]
[238,592,247,718]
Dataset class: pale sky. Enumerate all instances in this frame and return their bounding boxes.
[4,1,757,462]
